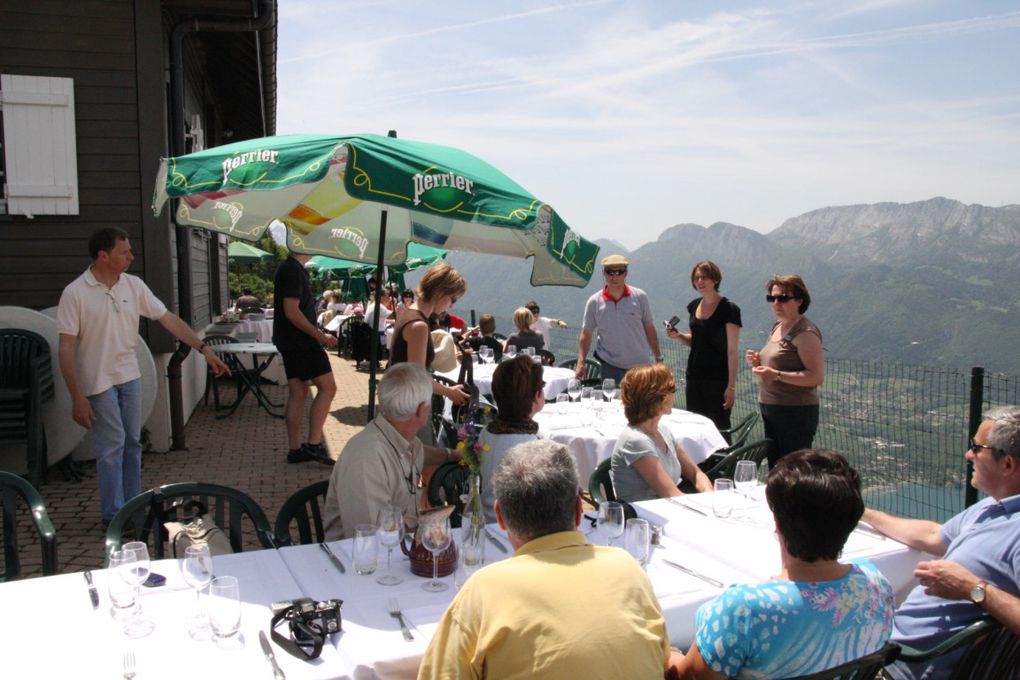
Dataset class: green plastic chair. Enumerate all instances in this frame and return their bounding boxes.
[777,642,898,679]
[274,480,329,547]
[895,619,1020,680]
[718,411,759,448]
[104,482,276,564]
[1,471,57,580]
[587,458,616,509]
[701,438,773,482]
[0,329,55,486]
[537,348,556,366]
[558,358,602,386]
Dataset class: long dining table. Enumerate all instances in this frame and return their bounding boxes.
[1,490,926,680]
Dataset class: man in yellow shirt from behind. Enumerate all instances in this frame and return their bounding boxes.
[418,439,671,680]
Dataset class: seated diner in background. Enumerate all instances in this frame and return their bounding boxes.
[234,287,262,317]
[418,439,672,680]
[525,300,567,348]
[464,313,503,362]
[479,356,545,524]
[668,448,895,679]
[322,363,459,540]
[503,306,544,354]
[611,363,711,502]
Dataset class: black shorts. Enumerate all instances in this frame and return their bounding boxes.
[279,345,332,381]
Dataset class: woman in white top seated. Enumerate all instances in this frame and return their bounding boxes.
[479,356,545,523]
[610,363,711,502]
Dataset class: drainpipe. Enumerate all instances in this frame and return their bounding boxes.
[166,0,275,449]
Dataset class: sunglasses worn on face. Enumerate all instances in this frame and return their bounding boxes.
[604,269,627,276]
[766,294,796,303]
[969,438,1001,455]
[450,296,459,305]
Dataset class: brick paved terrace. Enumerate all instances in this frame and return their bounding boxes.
[11,353,371,579]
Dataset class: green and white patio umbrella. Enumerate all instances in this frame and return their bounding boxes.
[226,240,273,265]
[152,134,599,287]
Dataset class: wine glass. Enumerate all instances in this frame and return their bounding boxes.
[598,501,625,547]
[208,575,242,644]
[505,345,517,360]
[121,541,155,638]
[522,347,535,358]
[181,544,213,639]
[377,505,404,586]
[602,378,616,402]
[567,378,582,402]
[421,517,452,592]
[624,518,651,566]
[734,460,757,497]
[480,346,493,364]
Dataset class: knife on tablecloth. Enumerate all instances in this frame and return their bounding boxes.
[661,558,724,588]
[485,529,508,554]
[259,630,286,680]
[319,542,346,574]
[83,570,99,609]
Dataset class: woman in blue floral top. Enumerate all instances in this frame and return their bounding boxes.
[669,449,895,679]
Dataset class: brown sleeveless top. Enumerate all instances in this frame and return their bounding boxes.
[390,309,435,369]
[757,316,822,406]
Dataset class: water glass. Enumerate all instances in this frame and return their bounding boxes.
[208,576,241,641]
[522,347,534,357]
[580,386,593,403]
[353,524,379,575]
[107,549,137,621]
[713,479,735,518]
[757,461,769,486]
[624,518,651,565]
[598,501,625,546]
[376,506,403,586]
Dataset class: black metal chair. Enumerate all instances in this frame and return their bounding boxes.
[103,482,276,564]
[537,348,556,366]
[274,480,330,547]
[0,471,57,581]
[701,438,773,482]
[349,320,378,370]
[427,461,470,529]
[201,334,242,409]
[0,329,55,486]
[587,458,616,509]
[894,619,1020,680]
[777,642,899,680]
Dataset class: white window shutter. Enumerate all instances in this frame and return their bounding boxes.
[0,74,79,216]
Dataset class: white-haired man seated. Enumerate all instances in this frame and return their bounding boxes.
[418,439,672,679]
[323,363,458,540]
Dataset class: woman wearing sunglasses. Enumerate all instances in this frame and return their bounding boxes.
[746,274,824,467]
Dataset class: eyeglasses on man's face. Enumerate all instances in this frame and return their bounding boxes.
[604,269,627,277]
[968,438,1001,456]
[766,294,796,304]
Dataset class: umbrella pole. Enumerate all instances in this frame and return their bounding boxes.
[366,210,387,420]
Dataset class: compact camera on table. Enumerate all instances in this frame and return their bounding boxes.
[270,597,344,659]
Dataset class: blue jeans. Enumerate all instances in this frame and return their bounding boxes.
[89,379,142,522]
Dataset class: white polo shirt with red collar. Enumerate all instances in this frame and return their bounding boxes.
[581,284,654,369]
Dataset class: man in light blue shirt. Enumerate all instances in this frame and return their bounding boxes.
[864,405,1020,680]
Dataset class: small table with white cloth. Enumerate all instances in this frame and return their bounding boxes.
[438,361,575,401]
[1,495,925,680]
[236,318,274,343]
[535,401,728,485]
[211,342,285,419]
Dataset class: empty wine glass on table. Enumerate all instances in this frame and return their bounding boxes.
[734,460,757,497]
[421,517,452,593]
[377,505,404,586]
[121,541,155,638]
[598,501,625,547]
[208,575,242,645]
[504,345,517,360]
[567,378,582,402]
[602,379,616,402]
[624,518,651,566]
[181,543,214,640]
[480,347,493,364]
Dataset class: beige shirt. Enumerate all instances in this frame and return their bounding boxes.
[418,531,670,680]
[56,267,167,397]
[323,416,424,540]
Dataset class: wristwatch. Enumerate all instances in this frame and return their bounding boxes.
[970,580,988,605]
[655,355,664,362]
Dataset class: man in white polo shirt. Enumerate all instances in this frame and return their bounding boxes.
[576,254,662,384]
[57,227,229,527]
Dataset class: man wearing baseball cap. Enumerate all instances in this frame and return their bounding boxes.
[575,254,663,383]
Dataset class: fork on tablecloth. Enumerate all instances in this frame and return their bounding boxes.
[388,597,414,641]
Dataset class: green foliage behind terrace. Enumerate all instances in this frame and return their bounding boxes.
[226,235,333,306]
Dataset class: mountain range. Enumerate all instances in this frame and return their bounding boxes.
[416,197,1020,375]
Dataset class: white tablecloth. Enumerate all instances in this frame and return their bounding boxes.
[535,402,727,484]
[1,505,924,680]
[236,318,274,343]
[438,362,575,401]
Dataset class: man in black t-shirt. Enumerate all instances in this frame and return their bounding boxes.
[273,254,338,465]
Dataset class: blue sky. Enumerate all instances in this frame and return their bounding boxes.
[278,1,1020,248]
